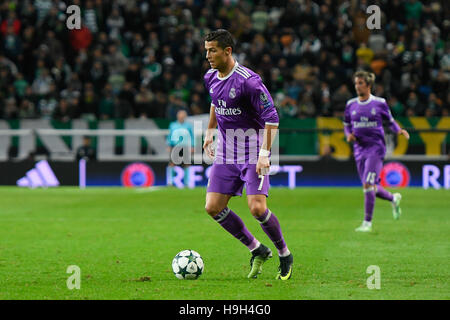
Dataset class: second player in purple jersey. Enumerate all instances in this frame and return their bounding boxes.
[344,71,410,232]
[344,94,401,161]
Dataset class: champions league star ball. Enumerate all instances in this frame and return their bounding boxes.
[172,250,204,280]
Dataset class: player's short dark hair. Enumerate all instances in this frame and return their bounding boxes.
[353,70,376,88]
[204,29,235,51]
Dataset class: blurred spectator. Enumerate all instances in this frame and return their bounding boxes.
[425,93,444,117]
[405,92,425,116]
[37,82,58,119]
[18,99,36,119]
[98,84,116,120]
[389,96,406,117]
[76,136,96,162]
[104,43,128,76]
[42,30,64,62]
[117,81,135,118]
[404,0,423,22]
[166,93,189,121]
[13,73,29,97]
[135,85,154,118]
[52,98,75,122]
[332,84,352,117]
[2,25,22,62]
[31,68,53,97]
[278,94,298,119]
[356,42,374,65]
[3,97,18,119]
[80,83,99,119]
[106,7,124,40]
[83,0,99,34]
[1,11,21,35]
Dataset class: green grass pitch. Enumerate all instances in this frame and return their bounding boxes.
[0,186,448,300]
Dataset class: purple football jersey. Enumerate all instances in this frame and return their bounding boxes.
[204,62,279,164]
[344,94,401,160]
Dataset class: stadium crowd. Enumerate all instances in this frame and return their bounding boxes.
[0,0,448,122]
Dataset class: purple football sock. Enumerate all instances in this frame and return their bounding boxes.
[364,187,376,222]
[375,185,394,202]
[213,207,258,250]
[256,209,288,256]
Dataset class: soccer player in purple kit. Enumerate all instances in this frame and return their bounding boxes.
[202,29,293,280]
[344,71,410,232]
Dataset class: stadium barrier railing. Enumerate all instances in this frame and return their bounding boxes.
[0,127,449,162]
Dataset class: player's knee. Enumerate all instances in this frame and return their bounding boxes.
[249,202,266,218]
[205,203,221,217]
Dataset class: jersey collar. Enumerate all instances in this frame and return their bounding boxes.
[357,94,373,105]
[217,61,239,81]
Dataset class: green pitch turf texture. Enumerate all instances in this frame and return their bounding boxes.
[0,186,448,300]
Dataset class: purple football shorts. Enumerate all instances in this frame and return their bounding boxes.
[206,163,269,197]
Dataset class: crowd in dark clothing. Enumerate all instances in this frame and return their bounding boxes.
[0,0,448,122]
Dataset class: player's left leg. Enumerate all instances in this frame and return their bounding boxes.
[244,162,293,280]
[375,184,393,201]
[247,194,293,280]
[375,184,402,220]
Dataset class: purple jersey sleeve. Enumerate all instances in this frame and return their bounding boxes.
[381,101,401,134]
[343,103,353,137]
[203,69,215,105]
[244,76,279,126]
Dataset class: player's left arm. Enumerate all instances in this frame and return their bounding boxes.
[257,123,278,175]
[381,100,410,140]
[245,76,279,175]
[344,103,356,143]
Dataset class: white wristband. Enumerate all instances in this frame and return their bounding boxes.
[259,149,270,157]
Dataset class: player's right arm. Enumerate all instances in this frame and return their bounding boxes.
[343,103,356,143]
[203,104,217,159]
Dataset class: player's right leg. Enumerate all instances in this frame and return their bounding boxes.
[355,181,375,232]
[355,157,375,232]
[355,158,372,232]
[205,192,262,255]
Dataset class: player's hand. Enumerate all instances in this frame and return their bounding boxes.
[346,133,356,143]
[400,129,410,140]
[203,132,215,159]
[256,155,270,175]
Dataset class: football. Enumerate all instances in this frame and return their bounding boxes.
[172,250,204,280]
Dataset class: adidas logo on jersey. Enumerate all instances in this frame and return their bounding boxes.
[16,160,60,188]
